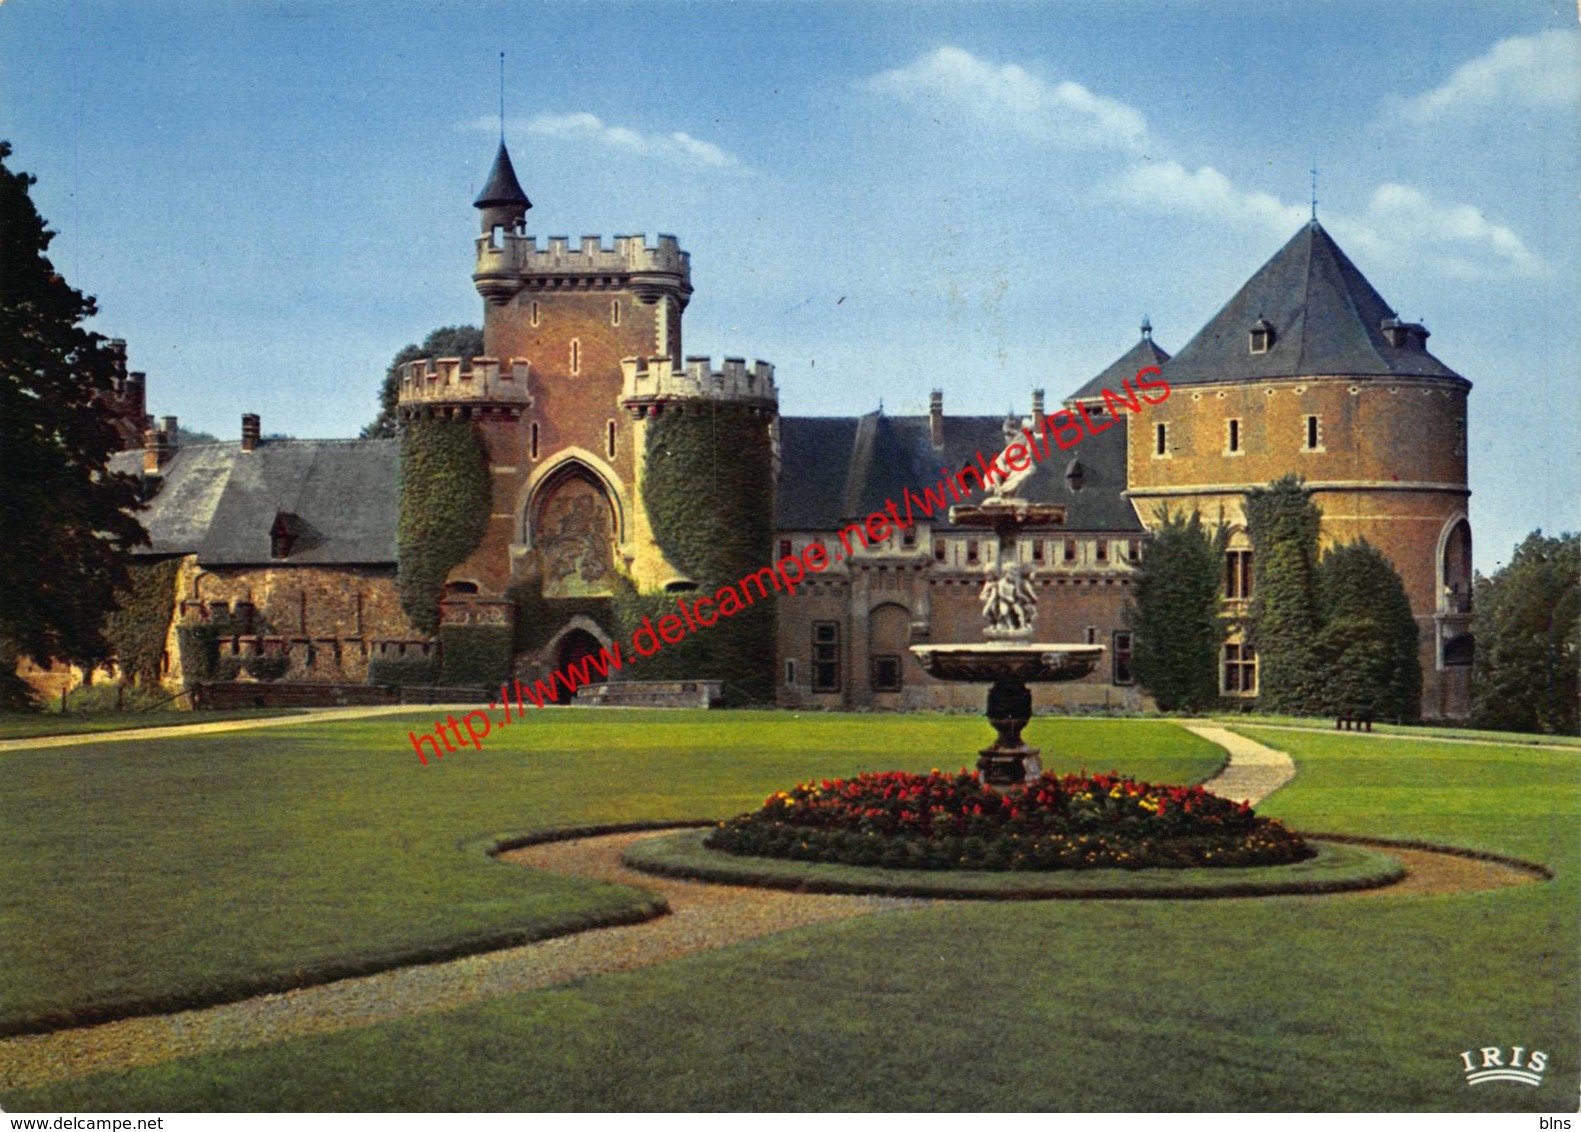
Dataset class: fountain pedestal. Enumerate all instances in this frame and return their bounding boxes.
[908,439,1107,787]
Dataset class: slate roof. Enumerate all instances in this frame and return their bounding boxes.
[474,142,532,211]
[1163,221,1464,385]
[1065,330,1172,405]
[777,412,1141,533]
[110,439,399,565]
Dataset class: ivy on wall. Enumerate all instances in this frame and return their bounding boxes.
[635,404,777,704]
[175,624,219,684]
[397,417,492,635]
[102,558,184,684]
[506,579,614,659]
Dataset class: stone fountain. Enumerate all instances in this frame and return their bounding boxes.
[910,415,1105,787]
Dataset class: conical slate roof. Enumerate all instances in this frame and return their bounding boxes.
[1163,221,1463,385]
[473,142,532,211]
[1065,326,1172,405]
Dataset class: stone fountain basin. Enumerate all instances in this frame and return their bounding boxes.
[909,643,1105,683]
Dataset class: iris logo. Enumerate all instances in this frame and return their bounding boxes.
[1459,1045,1548,1086]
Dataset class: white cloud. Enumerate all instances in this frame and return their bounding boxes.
[1112,161,1544,281]
[1112,161,1307,237]
[1396,29,1580,122]
[473,112,742,170]
[1337,183,1545,280]
[866,46,1149,153]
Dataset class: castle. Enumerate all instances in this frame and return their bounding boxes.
[55,139,1473,719]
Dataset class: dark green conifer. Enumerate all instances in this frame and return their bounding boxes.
[1243,475,1325,714]
[1124,508,1227,712]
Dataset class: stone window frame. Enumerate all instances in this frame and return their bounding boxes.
[812,621,841,693]
[1222,642,1258,694]
[870,654,902,693]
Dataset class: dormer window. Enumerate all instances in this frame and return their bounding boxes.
[1249,318,1275,355]
[1064,458,1086,493]
[270,512,298,560]
[1382,317,1430,350]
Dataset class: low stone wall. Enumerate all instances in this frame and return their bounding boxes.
[192,682,486,710]
[573,681,723,709]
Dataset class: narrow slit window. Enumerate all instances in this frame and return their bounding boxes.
[569,339,581,375]
[1155,422,1168,456]
[606,420,617,458]
[529,300,540,327]
[1095,539,1108,563]
[530,422,540,460]
[1305,414,1319,450]
[611,300,621,327]
[1227,418,1241,452]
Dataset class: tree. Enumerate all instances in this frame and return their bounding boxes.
[1124,508,1227,712]
[1244,475,1325,714]
[1473,531,1579,734]
[1313,540,1422,723]
[362,325,483,438]
[0,142,149,707]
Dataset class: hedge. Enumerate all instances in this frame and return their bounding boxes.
[439,625,514,689]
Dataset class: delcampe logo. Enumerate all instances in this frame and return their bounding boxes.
[1459,1045,1548,1087]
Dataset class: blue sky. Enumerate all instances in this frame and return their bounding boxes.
[3,1,1576,567]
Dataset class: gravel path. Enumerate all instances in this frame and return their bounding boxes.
[0,832,917,1092]
[1187,723,1297,804]
[0,704,483,754]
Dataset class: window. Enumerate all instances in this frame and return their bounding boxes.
[606,420,617,458]
[1250,319,1275,354]
[784,658,796,685]
[812,622,840,692]
[967,540,979,565]
[934,539,946,563]
[569,339,581,375]
[1223,643,1258,693]
[1304,414,1320,450]
[1032,540,1045,563]
[871,655,902,692]
[1227,418,1241,452]
[530,422,540,460]
[611,300,621,327]
[1064,538,1077,563]
[1112,631,1134,685]
[902,526,916,549]
[1224,550,1254,600]
[1126,539,1140,564]
[779,539,793,559]
[1095,539,1108,563]
[1155,422,1168,456]
[1084,626,1098,645]
[529,300,540,327]
[1455,417,1466,457]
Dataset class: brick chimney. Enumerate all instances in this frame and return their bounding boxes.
[161,416,178,443]
[241,413,261,453]
[1031,389,1045,434]
[929,390,944,448]
[142,425,172,473]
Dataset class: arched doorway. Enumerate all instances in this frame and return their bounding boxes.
[556,629,604,674]
[1439,517,1472,614]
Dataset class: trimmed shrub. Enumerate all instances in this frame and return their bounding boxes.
[366,653,440,687]
[439,625,513,689]
[242,654,290,682]
[1125,509,1227,711]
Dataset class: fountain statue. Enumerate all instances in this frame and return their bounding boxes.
[910,414,1105,786]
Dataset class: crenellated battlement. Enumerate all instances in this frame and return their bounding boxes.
[619,354,778,415]
[474,232,691,305]
[397,356,533,409]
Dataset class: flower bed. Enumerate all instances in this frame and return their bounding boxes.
[704,769,1311,872]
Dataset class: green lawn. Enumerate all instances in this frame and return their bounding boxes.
[3,714,1576,1112]
[1208,712,1581,749]
[0,711,1216,1035]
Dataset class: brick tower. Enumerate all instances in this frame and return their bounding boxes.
[397,141,778,687]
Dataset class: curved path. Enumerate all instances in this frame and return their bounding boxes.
[1186,723,1297,805]
[0,725,1534,1094]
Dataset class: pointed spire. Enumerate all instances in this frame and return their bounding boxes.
[474,141,532,212]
